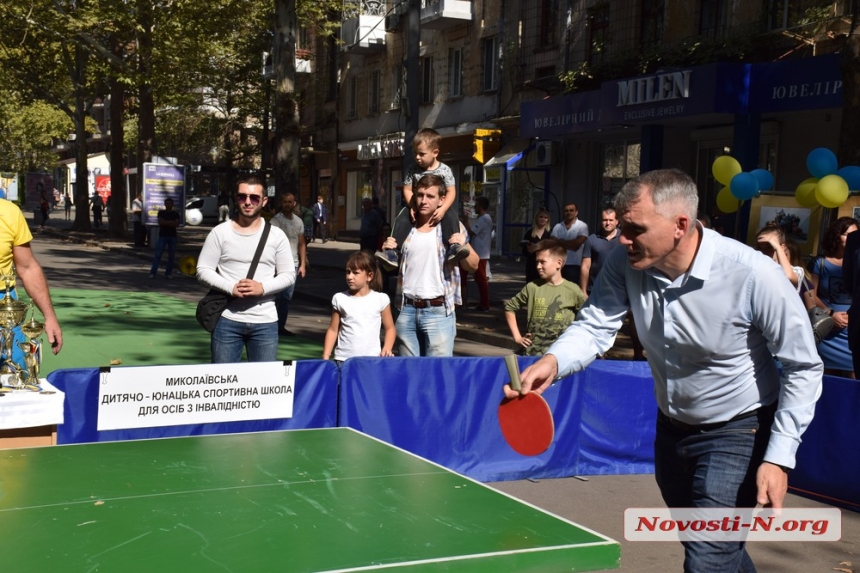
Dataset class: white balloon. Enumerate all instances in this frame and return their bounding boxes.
[186,208,203,226]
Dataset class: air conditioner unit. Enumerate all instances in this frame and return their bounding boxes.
[385,14,401,32]
[534,141,556,166]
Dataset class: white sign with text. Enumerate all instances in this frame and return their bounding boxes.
[97,362,295,430]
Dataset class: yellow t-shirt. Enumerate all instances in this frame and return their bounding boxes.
[0,200,33,275]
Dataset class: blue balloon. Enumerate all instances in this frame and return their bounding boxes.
[750,168,774,191]
[837,166,860,191]
[807,148,838,179]
[730,172,759,201]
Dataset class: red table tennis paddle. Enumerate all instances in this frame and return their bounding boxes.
[497,355,554,456]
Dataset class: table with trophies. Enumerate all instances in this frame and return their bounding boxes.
[0,272,63,449]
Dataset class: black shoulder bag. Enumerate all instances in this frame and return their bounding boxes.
[196,222,271,332]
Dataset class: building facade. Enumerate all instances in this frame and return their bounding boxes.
[296,0,845,252]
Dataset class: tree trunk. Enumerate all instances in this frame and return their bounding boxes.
[137,0,155,195]
[71,43,91,231]
[108,69,127,238]
[274,0,299,200]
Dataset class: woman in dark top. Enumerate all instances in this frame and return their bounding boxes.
[521,209,551,283]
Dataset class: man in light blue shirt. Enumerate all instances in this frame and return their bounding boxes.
[509,169,822,572]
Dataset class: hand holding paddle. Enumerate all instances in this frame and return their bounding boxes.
[497,355,555,456]
[502,353,559,399]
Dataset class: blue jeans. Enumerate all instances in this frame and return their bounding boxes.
[211,317,279,363]
[149,236,177,276]
[654,406,774,573]
[395,303,456,356]
[276,267,298,329]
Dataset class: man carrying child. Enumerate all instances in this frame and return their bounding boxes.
[381,173,478,356]
[376,128,470,270]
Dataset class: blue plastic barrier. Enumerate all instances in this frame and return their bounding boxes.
[339,357,657,482]
[791,375,860,512]
[47,361,339,444]
[576,361,657,475]
[45,359,858,511]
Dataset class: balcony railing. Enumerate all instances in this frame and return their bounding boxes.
[342,0,386,52]
[420,0,472,30]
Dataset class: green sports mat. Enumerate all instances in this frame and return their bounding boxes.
[0,428,620,572]
[21,288,323,374]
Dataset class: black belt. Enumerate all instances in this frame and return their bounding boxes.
[658,403,776,432]
[404,295,445,308]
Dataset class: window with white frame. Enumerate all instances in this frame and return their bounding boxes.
[368,70,381,115]
[481,37,497,92]
[420,56,434,104]
[448,48,463,97]
[347,76,357,119]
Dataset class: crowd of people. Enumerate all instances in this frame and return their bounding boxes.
[752,215,859,379]
[174,131,859,387]
[23,157,839,572]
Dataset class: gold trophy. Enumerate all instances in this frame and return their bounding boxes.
[18,310,45,389]
[0,271,36,390]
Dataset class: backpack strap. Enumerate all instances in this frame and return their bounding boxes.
[246,221,271,280]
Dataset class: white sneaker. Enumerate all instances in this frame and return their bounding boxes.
[375,249,399,271]
[447,244,471,263]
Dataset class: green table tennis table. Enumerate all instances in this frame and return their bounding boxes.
[0,428,619,572]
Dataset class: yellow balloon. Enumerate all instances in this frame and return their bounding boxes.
[713,156,742,186]
[795,177,819,208]
[716,185,741,214]
[178,255,197,276]
[815,174,849,208]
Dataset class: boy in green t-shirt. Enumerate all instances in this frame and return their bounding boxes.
[505,239,586,356]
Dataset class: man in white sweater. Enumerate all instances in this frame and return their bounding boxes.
[196,174,295,363]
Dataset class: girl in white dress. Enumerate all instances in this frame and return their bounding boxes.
[323,251,396,363]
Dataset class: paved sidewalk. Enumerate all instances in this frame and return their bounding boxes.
[34,210,636,357]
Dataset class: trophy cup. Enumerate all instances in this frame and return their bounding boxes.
[19,310,45,390]
[0,271,35,390]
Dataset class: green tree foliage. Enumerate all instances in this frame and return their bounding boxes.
[1,0,340,222]
[0,86,74,173]
[0,0,109,228]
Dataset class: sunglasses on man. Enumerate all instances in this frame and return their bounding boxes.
[237,193,263,205]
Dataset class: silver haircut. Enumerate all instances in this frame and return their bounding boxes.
[614,168,699,220]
